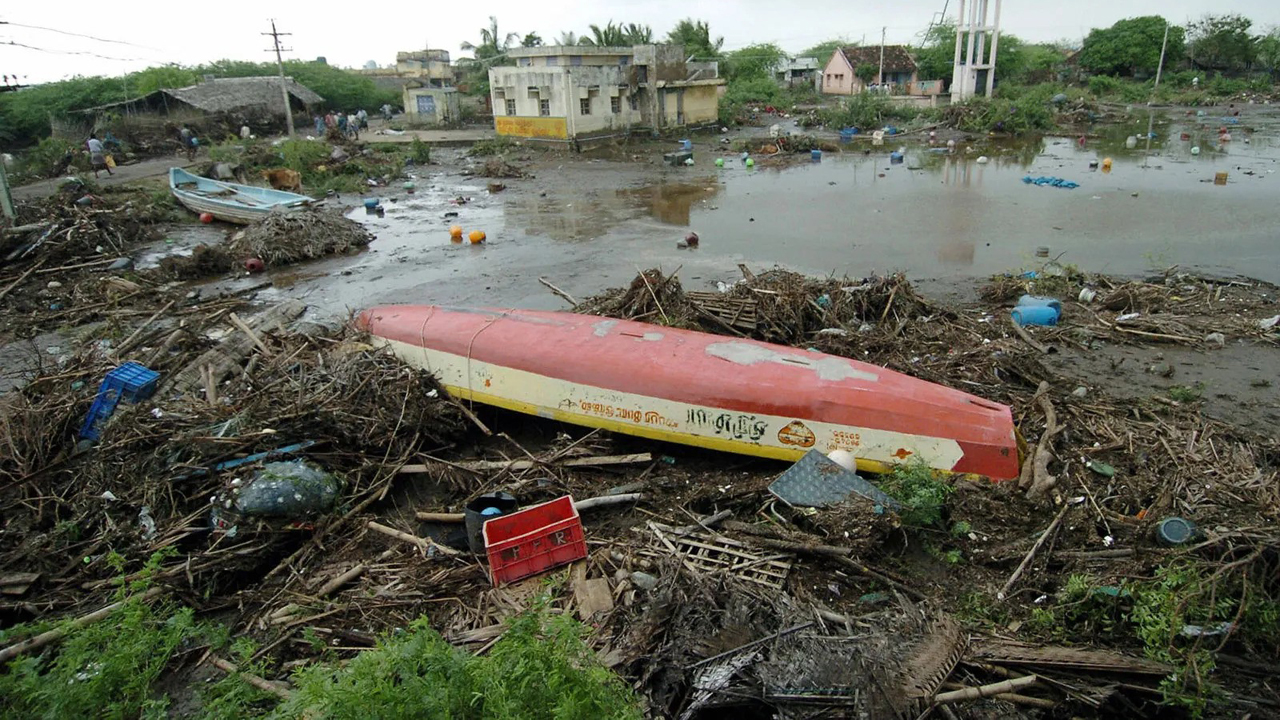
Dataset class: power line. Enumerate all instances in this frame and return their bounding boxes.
[2,39,145,62]
[0,21,160,50]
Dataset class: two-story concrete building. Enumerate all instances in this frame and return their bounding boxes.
[489,44,724,146]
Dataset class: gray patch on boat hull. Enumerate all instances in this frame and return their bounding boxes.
[706,341,879,383]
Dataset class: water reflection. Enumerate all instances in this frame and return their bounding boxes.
[617,180,720,225]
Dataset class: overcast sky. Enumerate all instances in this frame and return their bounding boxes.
[3,0,1278,85]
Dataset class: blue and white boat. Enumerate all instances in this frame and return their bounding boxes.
[168,167,312,225]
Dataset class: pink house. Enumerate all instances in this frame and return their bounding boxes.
[821,45,923,95]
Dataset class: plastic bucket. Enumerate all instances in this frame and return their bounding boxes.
[463,492,519,554]
[679,139,692,151]
[1011,306,1060,326]
[1016,295,1063,313]
[811,149,822,160]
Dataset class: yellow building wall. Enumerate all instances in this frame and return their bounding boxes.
[495,116,569,139]
[682,85,719,124]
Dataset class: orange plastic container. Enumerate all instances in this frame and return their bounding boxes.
[482,496,586,585]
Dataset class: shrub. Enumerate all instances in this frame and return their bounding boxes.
[880,459,953,527]
[1088,74,1122,96]
[819,93,921,131]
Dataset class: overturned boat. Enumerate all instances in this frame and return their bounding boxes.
[358,306,1020,479]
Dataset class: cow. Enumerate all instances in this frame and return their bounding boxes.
[262,168,303,193]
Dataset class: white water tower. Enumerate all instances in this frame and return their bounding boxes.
[950,0,1003,100]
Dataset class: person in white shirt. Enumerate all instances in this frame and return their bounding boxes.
[86,134,112,178]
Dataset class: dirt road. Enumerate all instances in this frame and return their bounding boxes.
[11,155,195,201]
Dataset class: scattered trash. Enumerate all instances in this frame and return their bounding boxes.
[1181,621,1234,638]
[138,506,156,541]
[1204,332,1226,347]
[1085,459,1116,477]
[234,461,342,518]
[768,449,900,510]
[1072,386,1089,398]
[1022,176,1080,189]
[976,156,989,164]
[483,496,586,585]
[463,492,519,554]
[79,362,161,441]
[1260,315,1280,331]
[1155,516,1196,546]
[1215,171,1228,186]
[630,571,659,591]
[1078,287,1097,303]
[468,230,486,244]
[107,257,133,271]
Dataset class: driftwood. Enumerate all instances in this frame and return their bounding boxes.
[414,493,643,523]
[166,299,305,394]
[400,453,651,474]
[998,503,1072,600]
[210,656,294,699]
[1020,381,1062,499]
[0,587,164,664]
[367,520,460,556]
[538,276,577,306]
[934,675,1038,704]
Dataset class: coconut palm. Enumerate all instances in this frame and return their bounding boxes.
[557,31,580,46]
[461,16,520,60]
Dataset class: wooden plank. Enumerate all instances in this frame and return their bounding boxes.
[571,563,614,620]
[400,453,651,474]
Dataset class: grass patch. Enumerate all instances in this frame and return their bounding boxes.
[819,93,922,132]
[1168,383,1205,403]
[469,137,516,157]
[271,604,642,719]
[0,552,208,719]
[880,458,953,527]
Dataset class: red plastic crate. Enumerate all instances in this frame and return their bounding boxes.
[483,496,586,586]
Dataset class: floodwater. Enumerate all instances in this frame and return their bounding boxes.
[260,107,1280,317]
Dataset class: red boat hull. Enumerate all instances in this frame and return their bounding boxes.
[357,306,1019,479]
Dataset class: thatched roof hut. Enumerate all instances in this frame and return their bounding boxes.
[79,77,323,119]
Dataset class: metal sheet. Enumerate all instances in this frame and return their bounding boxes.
[769,450,901,509]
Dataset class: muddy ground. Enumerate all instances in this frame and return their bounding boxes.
[0,104,1277,718]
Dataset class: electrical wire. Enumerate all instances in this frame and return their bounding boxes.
[3,40,146,62]
[0,21,160,51]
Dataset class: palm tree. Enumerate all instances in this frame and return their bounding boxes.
[461,16,519,60]
[623,23,654,44]
[582,22,628,47]
[557,31,580,46]
[666,19,724,60]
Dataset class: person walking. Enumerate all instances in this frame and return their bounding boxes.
[179,125,198,161]
[346,112,359,140]
[357,108,368,129]
[86,134,112,178]
[314,114,324,137]
[381,103,393,121]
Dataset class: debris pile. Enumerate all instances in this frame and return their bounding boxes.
[475,157,530,179]
[226,208,372,266]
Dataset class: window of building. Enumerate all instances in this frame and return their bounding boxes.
[527,86,539,98]
[629,94,638,111]
[619,56,630,66]
[836,73,844,81]
[636,66,647,83]
[546,56,559,66]
[540,99,551,116]
[580,97,591,115]
[505,98,516,115]
[570,55,582,66]
[518,57,531,67]
[611,96,621,114]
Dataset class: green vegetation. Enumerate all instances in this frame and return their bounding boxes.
[410,137,432,164]
[666,19,724,60]
[468,136,517,157]
[880,459,954,527]
[577,22,654,47]
[1078,16,1186,77]
[818,93,920,131]
[1187,14,1257,74]
[722,44,787,82]
[1023,563,1280,716]
[0,59,398,148]
[271,607,642,719]
[1168,382,1206,403]
[802,39,851,64]
[0,553,208,719]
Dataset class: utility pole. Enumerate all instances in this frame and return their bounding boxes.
[878,27,886,85]
[263,19,295,136]
[1143,23,1171,167]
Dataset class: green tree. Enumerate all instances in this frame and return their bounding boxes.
[461,16,520,61]
[666,19,723,60]
[622,23,654,44]
[1077,16,1185,77]
[803,38,851,64]
[582,22,629,47]
[1257,28,1280,78]
[1187,14,1257,72]
[723,43,786,81]
[521,32,543,48]
[557,31,580,46]
[855,62,877,85]
[914,24,957,80]
[130,65,198,95]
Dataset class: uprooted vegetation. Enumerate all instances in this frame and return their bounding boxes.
[0,257,1277,718]
[226,208,372,266]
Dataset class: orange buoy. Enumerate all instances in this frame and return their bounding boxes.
[199,212,214,224]
[449,225,463,238]
[468,230,486,244]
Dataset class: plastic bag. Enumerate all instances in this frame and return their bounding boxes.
[235,461,341,517]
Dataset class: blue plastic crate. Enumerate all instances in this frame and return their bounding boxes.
[78,363,160,440]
